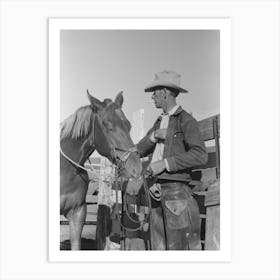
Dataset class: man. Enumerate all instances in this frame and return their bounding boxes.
[137,70,208,250]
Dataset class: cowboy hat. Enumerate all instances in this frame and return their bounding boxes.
[144,70,188,93]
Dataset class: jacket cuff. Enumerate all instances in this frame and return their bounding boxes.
[164,159,170,171]
[165,156,177,172]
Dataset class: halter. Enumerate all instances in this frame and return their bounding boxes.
[112,146,139,178]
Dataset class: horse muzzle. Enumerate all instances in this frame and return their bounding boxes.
[114,147,142,179]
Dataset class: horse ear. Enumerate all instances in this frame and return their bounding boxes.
[114,91,124,108]
[87,90,103,112]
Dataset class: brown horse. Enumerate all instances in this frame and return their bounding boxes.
[60,90,142,250]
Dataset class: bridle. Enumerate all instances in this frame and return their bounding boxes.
[110,146,139,179]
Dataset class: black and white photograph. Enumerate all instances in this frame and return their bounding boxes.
[1,1,279,279]
[49,18,231,261]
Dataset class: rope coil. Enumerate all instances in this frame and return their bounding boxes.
[114,173,152,232]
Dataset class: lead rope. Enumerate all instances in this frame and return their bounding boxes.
[60,147,98,174]
[60,147,97,186]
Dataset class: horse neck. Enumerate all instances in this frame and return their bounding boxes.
[61,137,93,165]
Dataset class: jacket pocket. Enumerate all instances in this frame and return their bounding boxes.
[173,130,183,139]
[171,131,186,154]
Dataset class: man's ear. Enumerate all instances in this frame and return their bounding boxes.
[163,88,168,99]
[87,90,103,112]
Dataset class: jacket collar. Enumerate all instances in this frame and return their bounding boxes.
[155,106,183,123]
[166,104,180,116]
[172,106,183,116]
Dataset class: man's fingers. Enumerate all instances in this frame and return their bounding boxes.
[145,165,153,176]
[147,160,166,176]
[155,128,167,139]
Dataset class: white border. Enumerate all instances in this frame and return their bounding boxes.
[49,18,231,262]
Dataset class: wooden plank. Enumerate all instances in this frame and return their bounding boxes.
[204,179,220,250]
[195,152,217,170]
[205,205,220,250]
[205,181,220,206]
[86,195,98,204]
[206,145,216,153]
[198,115,220,141]
[198,117,214,140]
[205,189,220,206]
[201,168,217,183]
[213,117,220,179]
[60,221,97,226]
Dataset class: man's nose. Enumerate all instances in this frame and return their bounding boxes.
[152,93,155,99]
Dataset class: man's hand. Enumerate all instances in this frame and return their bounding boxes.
[154,128,167,141]
[148,160,166,176]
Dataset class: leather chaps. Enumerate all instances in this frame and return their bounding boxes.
[150,181,201,250]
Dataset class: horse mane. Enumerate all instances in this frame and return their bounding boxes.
[60,106,95,140]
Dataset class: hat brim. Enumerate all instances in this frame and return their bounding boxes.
[144,81,188,93]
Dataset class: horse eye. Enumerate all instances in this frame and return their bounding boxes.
[104,121,114,131]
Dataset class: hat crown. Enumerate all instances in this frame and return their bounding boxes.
[144,70,188,93]
[154,70,181,87]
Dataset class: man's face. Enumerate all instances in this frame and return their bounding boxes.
[152,89,166,109]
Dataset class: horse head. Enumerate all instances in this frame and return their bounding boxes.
[87,90,142,179]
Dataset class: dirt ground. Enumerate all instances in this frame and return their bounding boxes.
[60,224,97,250]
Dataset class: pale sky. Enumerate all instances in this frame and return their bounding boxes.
[60,30,220,133]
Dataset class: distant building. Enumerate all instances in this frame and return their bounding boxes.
[131,109,145,143]
[85,156,115,184]
[85,155,118,206]
[88,157,102,165]
[85,157,101,181]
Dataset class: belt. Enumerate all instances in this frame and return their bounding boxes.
[155,179,190,187]
[154,179,193,197]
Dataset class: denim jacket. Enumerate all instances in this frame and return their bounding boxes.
[137,106,208,182]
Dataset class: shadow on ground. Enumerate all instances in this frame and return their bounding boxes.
[60,238,97,250]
